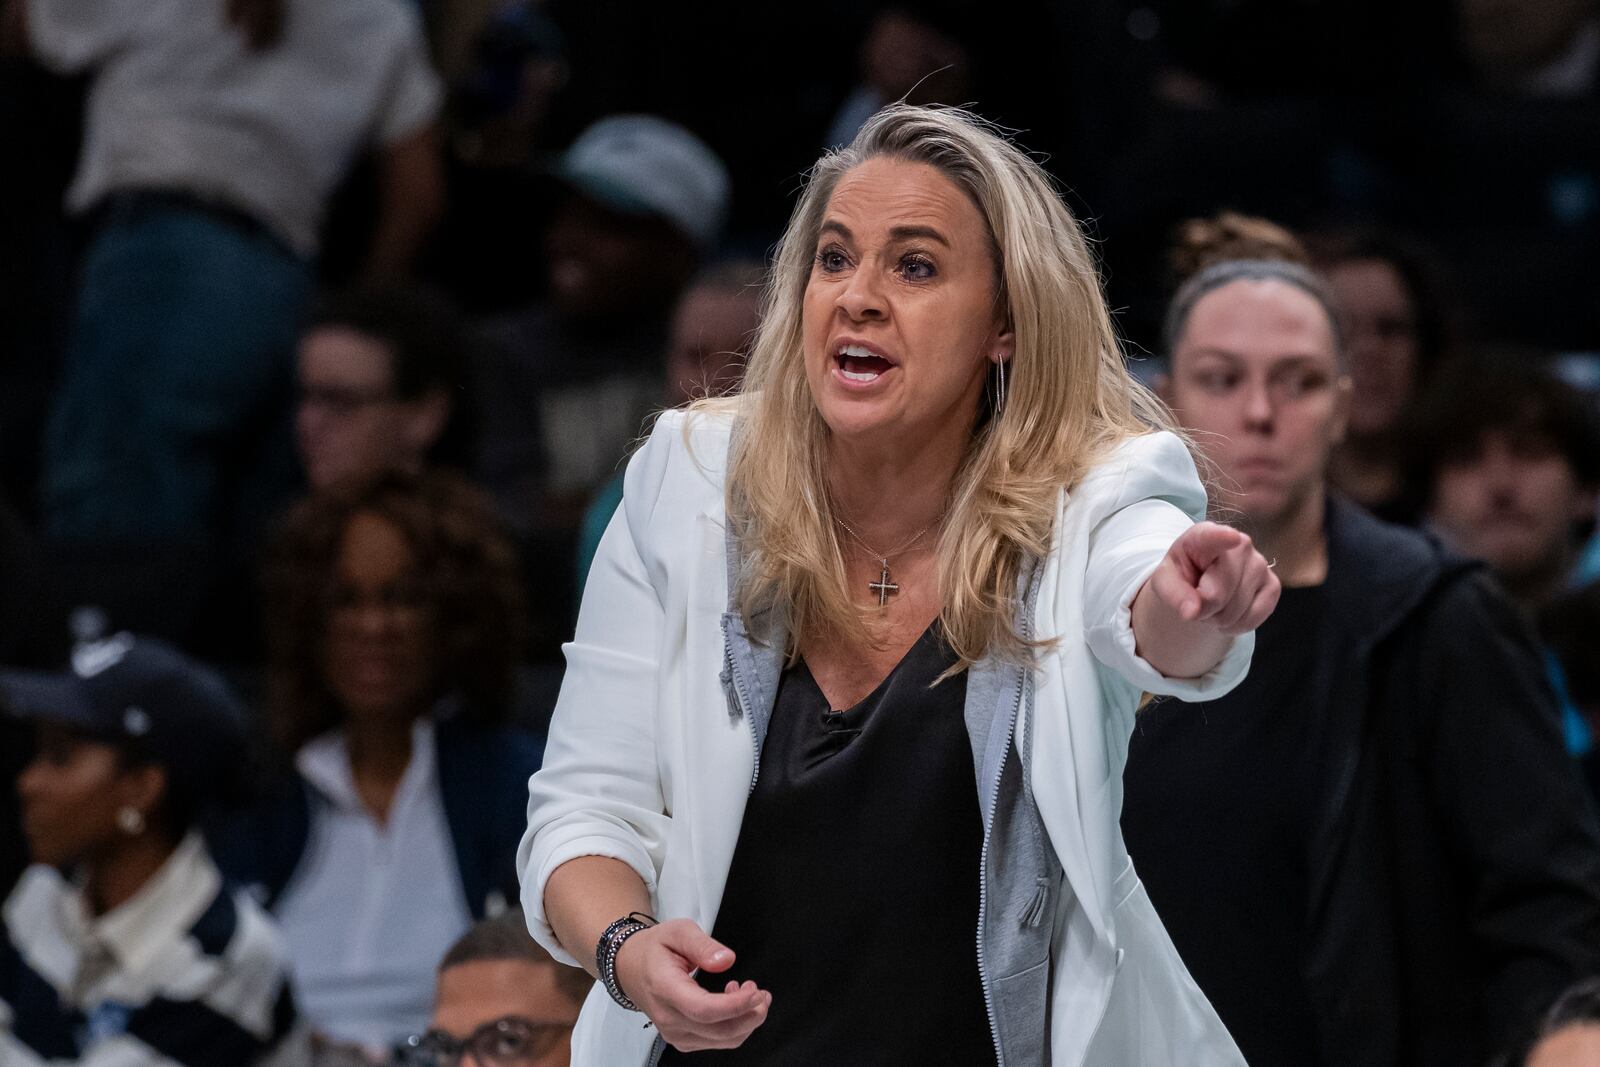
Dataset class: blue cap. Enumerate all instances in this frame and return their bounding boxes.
[2,634,249,805]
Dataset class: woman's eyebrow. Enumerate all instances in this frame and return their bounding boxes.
[888,224,949,247]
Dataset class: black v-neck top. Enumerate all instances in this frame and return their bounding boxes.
[659,623,996,1065]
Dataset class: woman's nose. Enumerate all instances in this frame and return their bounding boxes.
[1241,379,1276,431]
[836,265,887,321]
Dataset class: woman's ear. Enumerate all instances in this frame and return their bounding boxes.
[114,763,168,827]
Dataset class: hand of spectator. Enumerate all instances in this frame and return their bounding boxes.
[613,919,771,1052]
[1150,521,1280,636]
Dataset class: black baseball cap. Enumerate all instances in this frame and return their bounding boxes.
[1,634,248,806]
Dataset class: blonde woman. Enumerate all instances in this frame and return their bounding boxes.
[519,105,1278,1066]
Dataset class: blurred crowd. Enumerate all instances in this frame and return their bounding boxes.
[0,0,1598,1064]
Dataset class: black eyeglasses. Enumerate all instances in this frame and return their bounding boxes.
[402,1017,569,1066]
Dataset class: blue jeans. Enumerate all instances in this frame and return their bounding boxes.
[44,196,312,546]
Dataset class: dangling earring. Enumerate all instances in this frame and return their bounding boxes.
[116,807,145,836]
[996,358,1008,413]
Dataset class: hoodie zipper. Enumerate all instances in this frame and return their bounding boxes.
[975,565,1040,1067]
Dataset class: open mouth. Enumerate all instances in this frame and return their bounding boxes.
[835,343,896,383]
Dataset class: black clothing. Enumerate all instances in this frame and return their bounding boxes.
[661,625,995,1065]
[1123,496,1600,1067]
[1121,585,1330,1063]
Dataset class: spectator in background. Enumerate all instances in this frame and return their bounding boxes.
[573,260,765,591]
[1414,356,1600,756]
[823,7,973,148]
[297,285,476,494]
[1122,255,1600,1066]
[475,114,728,659]
[427,2,569,315]
[2,0,444,574]
[1311,230,1459,524]
[406,912,586,1067]
[1,635,305,1065]
[1456,0,1600,98]
[211,471,540,1060]
[476,115,730,534]
[1415,356,1600,620]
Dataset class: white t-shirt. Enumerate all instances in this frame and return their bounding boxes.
[27,0,442,256]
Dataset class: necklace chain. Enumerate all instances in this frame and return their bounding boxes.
[833,515,936,564]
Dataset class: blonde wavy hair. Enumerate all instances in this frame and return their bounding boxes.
[698,104,1181,668]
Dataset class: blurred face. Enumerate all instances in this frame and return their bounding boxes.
[16,724,159,868]
[324,512,438,728]
[1166,280,1350,530]
[1325,258,1419,438]
[1527,1023,1600,1067]
[297,328,441,492]
[1427,428,1594,582]
[802,158,1011,450]
[662,286,760,406]
[427,959,580,1067]
[545,195,692,319]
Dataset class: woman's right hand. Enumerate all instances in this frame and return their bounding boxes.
[613,919,772,1052]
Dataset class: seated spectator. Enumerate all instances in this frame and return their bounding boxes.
[1517,979,1600,1067]
[297,285,476,493]
[1415,356,1600,618]
[405,912,586,1067]
[1122,252,1600,1065]
[211,471,541,1059]
[1,635,304,1064]
[573,259,765,590]
[1311,230,1460,524]
[476,115,730,532]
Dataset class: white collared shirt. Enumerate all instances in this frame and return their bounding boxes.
[1,832,303,1065]
[276,716,473,1052]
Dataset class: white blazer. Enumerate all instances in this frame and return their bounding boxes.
[520,410,1253,1065]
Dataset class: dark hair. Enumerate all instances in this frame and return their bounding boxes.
[439,912,591,1007]
[1410,355,1600,494]
[306,285,478,468]
[1308,228,1459,387]
[263,470,525,753]
[1512,978,1600,1066]
[1164,259,1347,366]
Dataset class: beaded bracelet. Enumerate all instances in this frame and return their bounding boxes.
[596,912,657,1011]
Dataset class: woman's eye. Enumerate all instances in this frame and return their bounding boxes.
[900,254,935,281]
[815,248,848,273]
[1196,371,1237,392]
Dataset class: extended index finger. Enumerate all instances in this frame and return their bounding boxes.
[1176,522,1249,569]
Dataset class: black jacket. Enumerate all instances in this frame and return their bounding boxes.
[1128,497,1600,1066]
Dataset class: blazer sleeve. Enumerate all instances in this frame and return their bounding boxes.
[1409,572,1600,1043]
[517,420,677,967]
[1081,431,1254,700]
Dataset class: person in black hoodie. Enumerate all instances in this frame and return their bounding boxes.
[1122,256,1600,1067]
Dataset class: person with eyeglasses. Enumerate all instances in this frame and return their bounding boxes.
[405,912,586,1067]
[296,285,480,495]
[210,470,542,1061]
